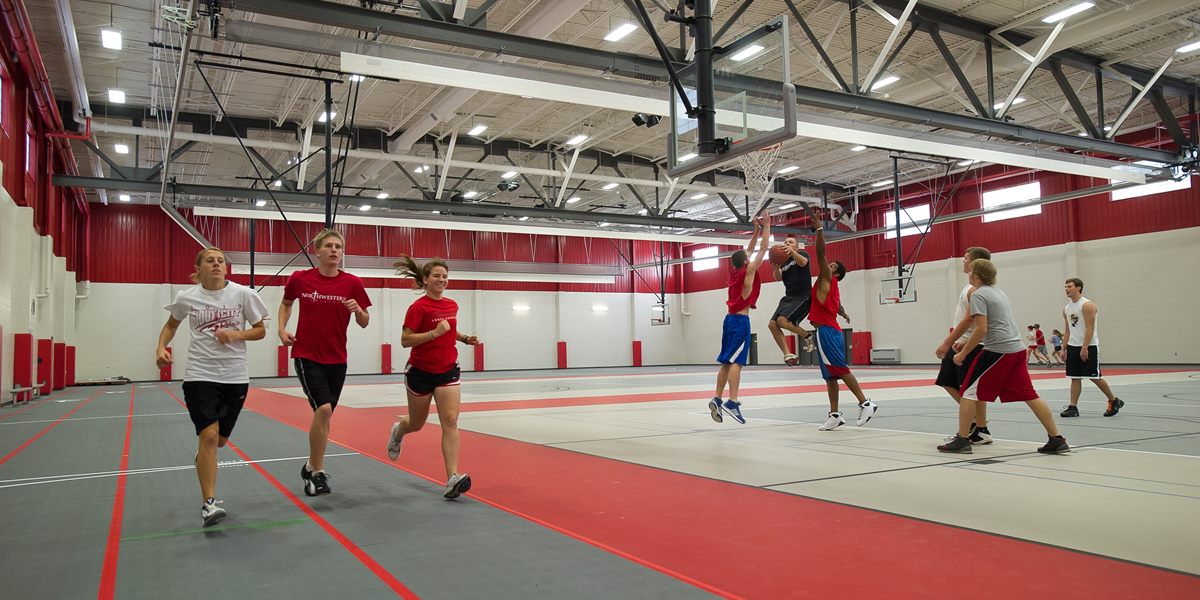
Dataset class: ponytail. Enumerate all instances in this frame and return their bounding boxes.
[393,256,450,290]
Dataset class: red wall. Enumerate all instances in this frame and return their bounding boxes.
[684,168,1199,293]
[86,204,683,294]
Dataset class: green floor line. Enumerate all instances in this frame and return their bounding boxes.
[121,517,310,542]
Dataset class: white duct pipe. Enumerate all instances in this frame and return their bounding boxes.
[52,0,90,122]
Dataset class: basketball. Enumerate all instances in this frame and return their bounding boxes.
[769,244,790,266]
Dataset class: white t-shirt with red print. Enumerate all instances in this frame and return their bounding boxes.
[165,281,270,383]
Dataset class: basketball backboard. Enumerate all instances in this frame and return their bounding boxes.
[879,275,917,305]
[668,16,796,179]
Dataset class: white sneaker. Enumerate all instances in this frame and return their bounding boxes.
[783,353,799,366]
[444,473,472,499]
[818,412,846,431]
[856,400,878,426]
[802,335,816,353]
[386,422,404,461]
[201,498,226,527]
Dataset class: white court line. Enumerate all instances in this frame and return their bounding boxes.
[0,412,189,426]
[0,452,358,490]
[688,410,1200,459]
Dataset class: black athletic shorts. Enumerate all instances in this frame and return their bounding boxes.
[405,364,461,397]
[771,295,811,324]
[1065,345,1101,379]
[294,357,348,411]
[182,381,249,438]
[934,345,984,390]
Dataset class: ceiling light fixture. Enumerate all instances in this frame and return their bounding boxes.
[689,193,708,200]
[501,171,518,179]
[850,145,866,152]
[114,143,129,154]
[678,152,698,162]
[118,193,131,202]
[101,29,122,50]
[1177,39,1200,53]
[995,97,1026,110]
[730,44,764,62]
[871,180,891,188]
[1042,2,1094,24]
[567,196,581,203]
[359,204,372,211]
[601,182,619,190]
[255,199,268,207]
[463,190,479,199]
[870,75,900,91]
[468,124,488,136]
[318,111,337,123]
[376,192,389,199]
[565,134,590,146]
[777,203,798,210]
[776,165,800,174]
[348,74,365,82]
[604,23,638,42]
[108,89,126,104]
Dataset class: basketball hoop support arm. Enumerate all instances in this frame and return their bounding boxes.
[626,0,714,147]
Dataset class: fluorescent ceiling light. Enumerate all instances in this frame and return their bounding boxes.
[414,166,425,173]
[601,182,619,190]
[995,97,1026,110]
[1177,40,1200,53]
[1042,2,1094,24]
[512,304,531,312]
[255,199,268,207]
[518,216,530,221]
[348,74,365,82]
[376,192,389,199]
[432,210,440,214]
[118,193,131,202]
[592,305,609,312]
[501,171,518,179]
[567,196,581,203]
[957,159,975,166]
[273,180,281,187]
[690,193,708,200]
[463,190,479,198]
[777,203,797,210]
[730,44,764,62]
[870,75,900,91]
[777,165,800,174]
[724,217,738,223]
[850,145,866,152]
[359,204,371,211]
[678,152,698,162]
[598,222,611,227]
[101,29,122,50]
[871,180,891,188]
[1103,125,1112,131]
[114,143,129,154]
[604,23,638,42]
[565,134,590,146]
[318,111,337,123]
[108,89,126,104]
[468,124,488,136]
[637,208,648,215]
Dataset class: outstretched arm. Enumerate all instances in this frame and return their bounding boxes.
[803,205,832,302]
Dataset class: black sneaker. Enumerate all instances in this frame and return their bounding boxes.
[969,427,993,445]
[1037,436,1070,454]
[1103,398,1125,417]
[1060,405,1079,418]
[311,471,331,495]
[937,435,973,453]
[301,463,317,497]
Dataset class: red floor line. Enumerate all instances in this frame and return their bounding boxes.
[0,390,104,466]
[238,396,744,600]
[156,385,419,600]
[96,387,135,600]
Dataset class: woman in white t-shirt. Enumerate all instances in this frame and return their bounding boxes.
[155,247,269,527]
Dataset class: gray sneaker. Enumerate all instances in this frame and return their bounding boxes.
[201,498,226,527]
[444,473,472,499]
[386,422,404,461]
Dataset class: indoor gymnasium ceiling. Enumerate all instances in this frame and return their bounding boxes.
[26,0,1200,231]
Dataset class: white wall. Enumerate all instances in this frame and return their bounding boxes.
[677,228,1200,365]
[0,163,77,402]
[73,283,691,380]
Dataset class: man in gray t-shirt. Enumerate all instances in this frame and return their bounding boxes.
[967,285,1026,355]
[937,259,1069,455]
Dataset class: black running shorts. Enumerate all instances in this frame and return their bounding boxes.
[934,345,983,390]
[294,358,348,411]
[182,381,249,438]
[1065,345,1101,379]
[405,364,461,397]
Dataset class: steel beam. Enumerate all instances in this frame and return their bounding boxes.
[54,174,816,235]
[392,161,436,201]
[927,24,988,117]
[1149,89,1190,150]
[245,147,297,191]
[1049,59,1099,139]
[612,164,654,214]
[783,0,851,93]
[80,139,130,179]
[142,141,197,181]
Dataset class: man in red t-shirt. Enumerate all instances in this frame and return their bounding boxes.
[277,229,371,497]
[803,205,877,431]
[708,214,769,426]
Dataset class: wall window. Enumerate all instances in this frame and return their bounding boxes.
[1110,176,1191,201]
[692,245,719,271]
[982,181,1042,222]
[883,203,930,239]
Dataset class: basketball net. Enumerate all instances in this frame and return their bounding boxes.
[736,143,783,217]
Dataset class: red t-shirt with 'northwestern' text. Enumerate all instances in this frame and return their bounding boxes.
[283,268,371,364]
